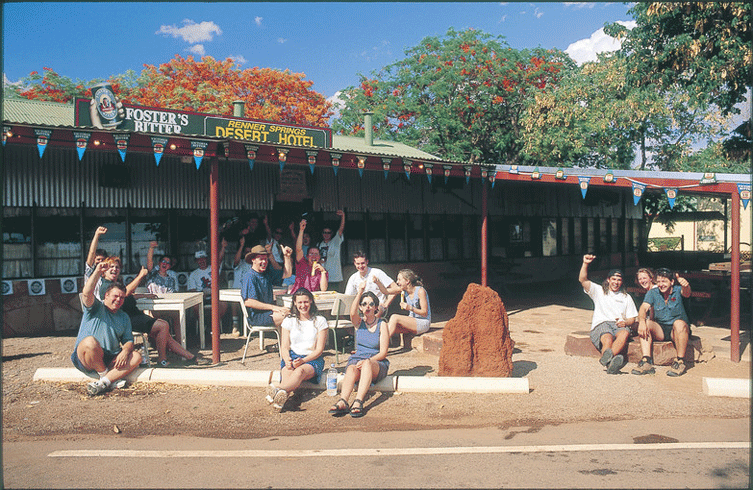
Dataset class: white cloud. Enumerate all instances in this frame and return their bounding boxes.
[254,16,263,26]
[157,19,222,44]
[500,14,508,22]
[565,20,636,65]
[563,2,595,9]
[277,38,287,44]
[327,91,347,120]
[534,7,544,18]
[187,44,206,56]
[229,55,248,65]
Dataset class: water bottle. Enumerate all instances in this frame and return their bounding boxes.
[140,344,149,365]
[326,364,338,396]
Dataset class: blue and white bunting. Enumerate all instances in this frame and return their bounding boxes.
[464,166,472,185]
[114,134,130,162]
[2,126,10,146]
[382,158,392,179]
[664,188,678,209]
[357,156,366,178]
[403,160,412,180]
[330,153,341,176]
[424,163,433,184]
[190,140,208,170]
[245,144,258,172]
[73,131,90,161]
[151,136,168,166]
[34,128,52,158]
[443,165,452,184]
[277,149,288,172]
[632,182,646,205]
[738,183,751,210]
[307,151,318,174]
[578,176,590,199]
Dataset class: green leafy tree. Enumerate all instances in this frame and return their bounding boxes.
[605,2,751,117]
[332,28,574,165]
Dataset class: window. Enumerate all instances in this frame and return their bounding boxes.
[408,214,424,261]
[37,208,81,277]
[84,214,127,268]
[388,213,407,262]
[428,215,444,260]
[560,217,571,255]
[130,218,168,272]
[3,209,32,278]
[573,218,583,254]
[368,213,386,263]
[542,218,557,257]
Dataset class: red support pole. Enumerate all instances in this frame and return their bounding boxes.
[730,190,740,362]
[481,179,488,287]
[210,156,221,364]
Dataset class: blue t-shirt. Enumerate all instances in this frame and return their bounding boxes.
[240,266,283,318]
[643,285,689,326]
[74,299,134,356]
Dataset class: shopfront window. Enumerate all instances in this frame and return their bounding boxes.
[3,208,32,278]
[542,218,557,257]
[388,213,407,262]
[407,214,424,261]
[37,208,81,277]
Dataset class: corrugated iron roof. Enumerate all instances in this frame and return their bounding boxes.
[331,134,442,161]
[2,97,75,126]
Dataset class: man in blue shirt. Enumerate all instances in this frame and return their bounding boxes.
[72,261,142,395]
[240,244,293,328]
[635,268,692,377]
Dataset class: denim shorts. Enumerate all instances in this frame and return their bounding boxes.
[281,350,325,384]
[590,321,630,351]
[71,349,117,377]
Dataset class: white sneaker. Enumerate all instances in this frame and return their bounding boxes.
[87,380,108,396]
[265,383,278,404]
[112,379,127,389]
[272,389,288,411]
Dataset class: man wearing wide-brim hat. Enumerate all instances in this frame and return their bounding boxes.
[240,243,293,330]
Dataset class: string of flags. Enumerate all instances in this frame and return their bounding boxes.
[8,125,748,210]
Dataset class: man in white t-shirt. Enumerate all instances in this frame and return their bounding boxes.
[188,242,228,330]
[344,250,397,317]
[579,254,637,374]
[318,209,346,291]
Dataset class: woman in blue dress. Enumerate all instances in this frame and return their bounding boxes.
[328,281,389,418]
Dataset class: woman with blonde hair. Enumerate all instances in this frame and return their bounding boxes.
[374,268,431,340]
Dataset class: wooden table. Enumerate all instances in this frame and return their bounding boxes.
[278,290,339,311]
[135,292,205,349]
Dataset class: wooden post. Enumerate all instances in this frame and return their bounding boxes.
[210,155,221,364]
[730,190,740,362]
[481,178,488,287]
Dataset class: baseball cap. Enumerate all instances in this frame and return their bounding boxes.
[607,269,623,278]
[195,250,208,259]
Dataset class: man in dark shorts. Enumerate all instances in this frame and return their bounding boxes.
[72,262,142,396]
[634,268,692,377]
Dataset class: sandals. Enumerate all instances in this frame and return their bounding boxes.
[350,399,364,418]
[328,398,350,417]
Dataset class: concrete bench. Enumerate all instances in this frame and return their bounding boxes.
[564,330,710,365]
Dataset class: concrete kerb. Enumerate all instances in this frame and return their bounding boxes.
[702,377,752,398]
[33,367,530,394]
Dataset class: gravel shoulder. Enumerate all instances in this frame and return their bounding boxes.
[3,295,750,442]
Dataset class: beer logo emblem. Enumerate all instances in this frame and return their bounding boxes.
[29,280,43,295]
[383,163,390,171]
[464,168,471,177]
[357,157,366,169]
[37,135,48,146]
[1,281,10,295]
[61,279,75,293]
[224,146,230,158]
[154,143,164,154]
[332,158,340,167]
[741,190,751,200]
[425,166,433,176]
[403,164,411,173]
[580,181,588,190]
[94,86,119,123]
[193,147,204,158]
[634,187,643,197]
[278,151,287,163]
[556,170,564,179]
[308,155,316,165]
[76,138,87,149]
[116,139,128,151]
[247,150,256,160]
[666,189,676,199]
[481,170,488,178]
[444,168,450,178]
[531,170,540,179]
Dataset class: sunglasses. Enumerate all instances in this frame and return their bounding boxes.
[360,302,375,307]
[322,230,332,234]
[160,260,171,265]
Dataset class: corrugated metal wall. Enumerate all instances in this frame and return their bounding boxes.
[3,144,640,219]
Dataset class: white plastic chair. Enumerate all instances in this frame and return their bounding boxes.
[238,296,281,364]
[327,294,356,364]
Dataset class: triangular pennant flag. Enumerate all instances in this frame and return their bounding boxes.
[404,161,412,180]
[3,126,11,146]
[481,168,488,181]
[531,167,541,180]
[191,140,208,170]
[632,182,646,206]
[424,163,433,184]
[307,151,318,174]
[555,168,566,180]
[443,166,452,184]
[331,153,341,176]
[245,144,258,172]
[34,128,52,158]
[357,156,366,178]
[151,136,168,166]
[578,176,590,199]
[114,133,130,162]
[489,169,496,188]
[664,188,678,209]
[73,131,91,161]
[603,169,616,183]
[277,149,288,172]
[382,159,392,180]
[739,183,751,210]
[464,166,472,185]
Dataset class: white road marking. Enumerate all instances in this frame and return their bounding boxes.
[49,442,749,458]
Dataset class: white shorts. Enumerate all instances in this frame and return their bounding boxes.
[415,318,430,335]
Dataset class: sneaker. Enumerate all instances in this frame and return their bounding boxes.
[631,357,656,375]
[111,379,128,389]
[606,354,624,374]
[265,383,279,404]
[231,328,241,338]
[667,358,687,377]
[599,348,614,367]
[272,389,288,411]
[87,380,108,396]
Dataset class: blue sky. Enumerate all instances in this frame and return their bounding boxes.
[2,2,635,100]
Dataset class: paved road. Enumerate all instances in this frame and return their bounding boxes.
[4,417,748,488]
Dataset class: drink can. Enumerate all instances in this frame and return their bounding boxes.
[90,83,123,128]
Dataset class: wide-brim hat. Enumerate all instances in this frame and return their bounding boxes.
[244,244,270,263]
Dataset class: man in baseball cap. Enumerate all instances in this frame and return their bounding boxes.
[579,255,637,374]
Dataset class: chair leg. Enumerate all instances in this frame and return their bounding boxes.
[259,330,264,350]
[242,332,253,364]
[141,333,151,367]
[331,328,339,365]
